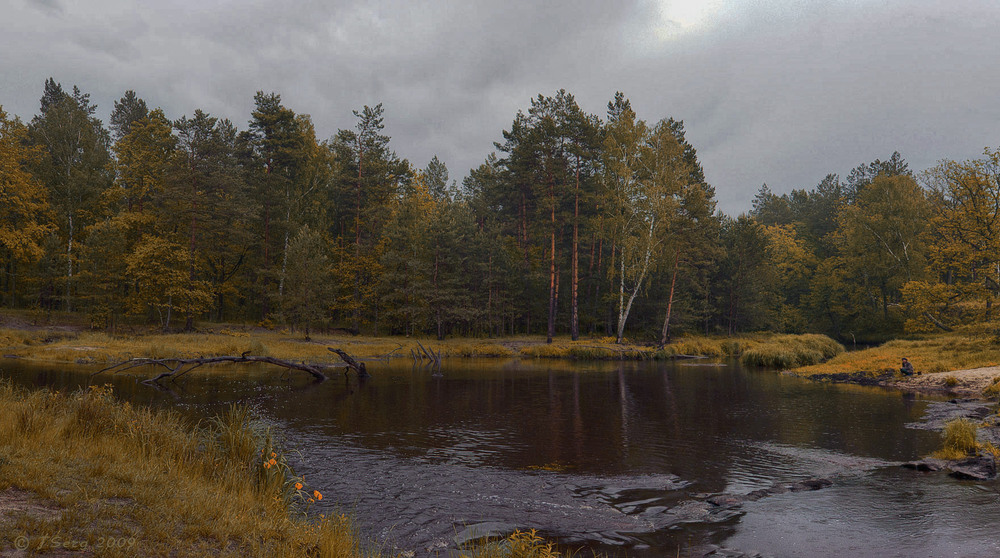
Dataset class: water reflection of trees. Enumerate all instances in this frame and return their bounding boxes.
[3,359,941,491]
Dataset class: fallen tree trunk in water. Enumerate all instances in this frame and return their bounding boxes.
[93,348,371,385]
[329,347,369,378]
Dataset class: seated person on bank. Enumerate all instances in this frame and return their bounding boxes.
[900,357,914,376]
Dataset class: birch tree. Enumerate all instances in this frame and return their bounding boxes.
[603,93,687,343]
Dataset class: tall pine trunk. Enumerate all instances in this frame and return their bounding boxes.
[571,159,580,341]
[279,190,291,297]
[262,160,272,320]
[186,168,198,332]
[353,146,364,333]
[547,182,556,344]
[65,212,73,312]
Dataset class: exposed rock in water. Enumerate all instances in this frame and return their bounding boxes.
[901,458,947,472]
[906,399,995,432]
[902,399,999,480]
[948,455,997,481]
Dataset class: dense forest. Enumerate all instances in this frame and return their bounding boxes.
[1,79,998,342]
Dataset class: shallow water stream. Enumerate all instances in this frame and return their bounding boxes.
[4,358,999,557]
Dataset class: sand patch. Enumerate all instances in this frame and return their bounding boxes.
[885,365,1000,394]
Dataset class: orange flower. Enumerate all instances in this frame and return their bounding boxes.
[264,462,272,470]
[269,458,277,466]
[313,490,322,501]
[295,482,303,490]
[271,452,277,458]
[308,498,314,503]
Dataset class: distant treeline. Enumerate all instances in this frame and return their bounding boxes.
[1,80,997,341]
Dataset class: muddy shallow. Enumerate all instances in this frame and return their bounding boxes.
[4,358,999,557]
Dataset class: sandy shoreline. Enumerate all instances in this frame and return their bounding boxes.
[882,366,1000,395]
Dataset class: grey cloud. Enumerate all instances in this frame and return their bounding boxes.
[26,0,61,15]
[4,0,1000,214]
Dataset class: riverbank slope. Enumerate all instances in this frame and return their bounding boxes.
[0,381,370,557]
[0,312,843,371]
[790,333,1000,396]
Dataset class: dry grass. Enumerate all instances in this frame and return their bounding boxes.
[0,381,378,557]
[519,342,651,360]
[738,334,844,369]
[983,377,1000,398]
[932,419,981,460]
[0,320,844,377]
[793,333,1000,378]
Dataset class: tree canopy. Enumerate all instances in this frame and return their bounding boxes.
[2,80,999,342]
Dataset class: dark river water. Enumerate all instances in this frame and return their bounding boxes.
[3,358,1000,557]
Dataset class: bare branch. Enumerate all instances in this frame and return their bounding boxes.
[90,350,368,385]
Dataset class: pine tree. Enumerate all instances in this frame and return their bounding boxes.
[110,90,149,142]
[28,79,113,311]
[282,225,333,339]
[329,103,410,333]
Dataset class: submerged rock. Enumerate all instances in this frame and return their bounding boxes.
[451,521,521,546]
[664,499,743,524]
[698,545,770,558]
[809,370,894,386]
[706,494,745,507]
[789,478,833,491]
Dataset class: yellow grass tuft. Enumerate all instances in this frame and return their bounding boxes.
[932,418,980,460]
[738,334,844,369]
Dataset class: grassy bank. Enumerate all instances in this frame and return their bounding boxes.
[0,381,373,557]
[0,322,844,371]
[792,334,1000,379]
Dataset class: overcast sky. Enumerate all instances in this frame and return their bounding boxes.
[3,0,999,214]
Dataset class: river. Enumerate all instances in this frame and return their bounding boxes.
[3,358,999,557]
